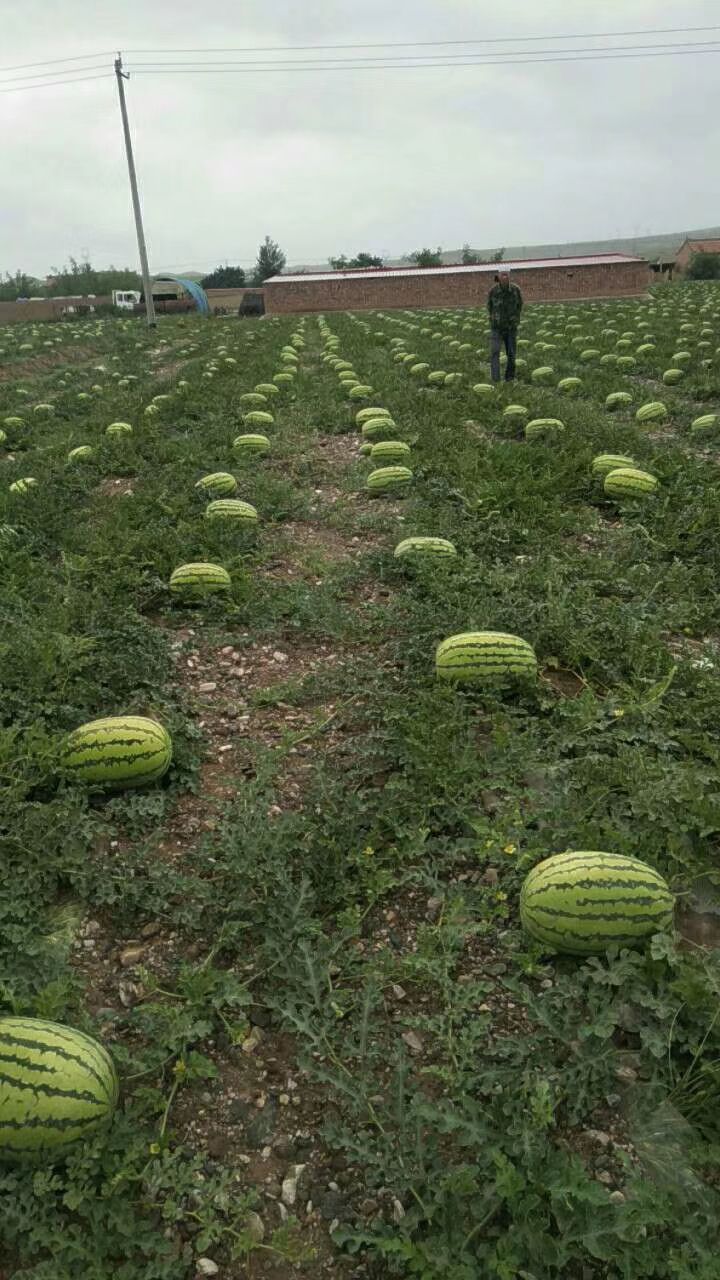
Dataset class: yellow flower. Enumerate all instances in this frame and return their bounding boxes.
[495,891,507,902]
[149,1142,161,1156]
[363,845,374,857]
[503,843,516,855]
[613,708,625,718]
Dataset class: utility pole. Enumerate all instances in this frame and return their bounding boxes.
[114,53,156,327]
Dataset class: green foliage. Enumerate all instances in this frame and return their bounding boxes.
[408,247,444,268]
[200,265,246,289]
[251,236,287,285]
[686,253,720,281]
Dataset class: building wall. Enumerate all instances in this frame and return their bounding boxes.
[205,287,267,311]
[0,297,111,325]
[264,260,650,315]
[675,240,720,273]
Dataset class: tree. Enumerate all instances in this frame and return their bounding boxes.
[45,259,141,296]
[252,237,286,285]
[0,270,43,301]
[490,247,505,263]
[329,251,384,270]
[687,252,720,280]
[201,265,246,289]
[409,247,443,268]
[461,244,482,265]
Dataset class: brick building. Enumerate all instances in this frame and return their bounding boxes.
[263,253,649,315]
[675,238,720,274]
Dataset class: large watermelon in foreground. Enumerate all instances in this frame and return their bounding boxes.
[520,850,674,954]
[0,1017,119,1162]
[169,563,231,600]
[436,632,537,682]
[62,716,172,789]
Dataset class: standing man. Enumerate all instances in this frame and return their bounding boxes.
[488,270,523,383]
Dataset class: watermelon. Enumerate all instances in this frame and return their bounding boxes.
[348,384,373,400]
[370,441,411,463]
[3,417,24,430]
[0,1017,118,1162]
[238,393,268,407]
[502,405,529,422]
[195,472,237,497]
[67,446,94,462]
[367,466,413,494]
[356,406,392,426]
[242,410,274,428]
[427,371,447,385]
[579,349,600,362]
[361,417,398,441]
[273,372,295,386]
[558,377,582,394]
[605,392,633,411]
[472,383,494,397]
[169,563,231,599]
[254,383,280,397]
[62,715,172,789]
[604,467,658,498]
[519,850,674,955]
[233,433,270,454]
[525,418,564,440]
[690,413,718,434]
[616,356,636,370]
[636,401,667,424]
[33,403,55,417]
[662,368,684,385]
[394,537,457,561]
[359,443,372,456]
[106,422,133,437]
[9,478,37,495]
[436,632,537,682]
[205,498,258,523]
[531,366,555,384]
[410,363,430,376]
[591,453,635,477]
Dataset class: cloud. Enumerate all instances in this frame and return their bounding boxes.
[1,0,719,275]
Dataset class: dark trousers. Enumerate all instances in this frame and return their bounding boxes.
[490,327,517,382]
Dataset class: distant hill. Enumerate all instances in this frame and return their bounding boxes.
[285,226,720,274]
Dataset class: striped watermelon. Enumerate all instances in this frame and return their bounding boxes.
[195,472,237,497]
[436,632,537,682]
[254,383,280,397]
[3,417,24,429]
[348,384,374,400]
[662,368,684,385]
[169,563,231,599]
[520,850,674,954]
[591,453,635,477]
[531,366,555,384]
[525,418,564,440]
[273,372,295,386]
[605,391,633,411]
[367,466,413,494]
[0,430,5,447]
[9,478,37,495]
[233,433,270,454]
[502,405,529,422]
[362,418,398,441]
[636,401,667,424]
[558,377,582,394]
[370,441,411,463]
[243,411,274,427]
[62,715,172,789]
[604,467,658,498]
[427,371,447,385]
[238,393,268,407]
[691,414,718,434]
[205,498,258,523]
[356,406,392,426]
[472,384,494,397]
[394,536,457,561]
[106,422,133,436]
[0,1017,119,1162]
[67,445,94,463]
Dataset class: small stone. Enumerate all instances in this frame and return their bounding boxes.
[360,1197,379,1216]
[279,1093,290,1106]
[392,1197,405,1223]
[245,1211,265,1242]
[249,1004,272,1028]
[241,1027,264,1054]
[401,1030,423,1054]
[425,896,444,922]
[281,1164,307,1207]
[120,945,145,968]
[118,980,140,1008]
[391,983,407,1000]
[482,867,499,886]
[615,1065,638,1085]
[199,682,217,693]
[478,1003,492,1014]
[318,1189,346,1221]
[141,922,162,939]
[596,1171,613,1185]
[196,1259,219,1278]
[609,1190,625,1205]
[273,651,289,663]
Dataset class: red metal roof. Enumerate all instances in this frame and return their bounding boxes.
[266,253,645,285]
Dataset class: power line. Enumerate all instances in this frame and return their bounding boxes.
[0,50,113,74]
[0,63,108,85]
[127,47,720,74]
[126,38,720,69]
[122,24,720,54]
[0,72,111,95]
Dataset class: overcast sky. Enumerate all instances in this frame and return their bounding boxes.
[2,0,719,277]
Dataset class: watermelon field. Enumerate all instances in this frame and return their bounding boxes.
[2,283,720,1279]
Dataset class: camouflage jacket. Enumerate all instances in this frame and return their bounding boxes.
[488,282,523,331]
